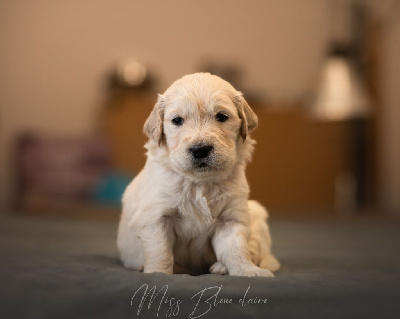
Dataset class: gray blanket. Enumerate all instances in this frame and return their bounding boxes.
[1,213,399,319]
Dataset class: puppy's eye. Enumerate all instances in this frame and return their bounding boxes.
[172,117,184,126]
[215,113,229,122]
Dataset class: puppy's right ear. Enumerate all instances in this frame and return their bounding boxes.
[144,94,165,145]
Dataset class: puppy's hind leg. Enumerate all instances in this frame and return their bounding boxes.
[117,213,145,271]
[248,200,281,273]
[260,254,280,272]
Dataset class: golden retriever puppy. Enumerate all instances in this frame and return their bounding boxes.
[117,73,280,277]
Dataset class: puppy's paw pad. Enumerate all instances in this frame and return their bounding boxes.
[210,262,228,275]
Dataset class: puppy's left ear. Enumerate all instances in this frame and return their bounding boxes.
[233,93,258,141]
[143,94,165,146]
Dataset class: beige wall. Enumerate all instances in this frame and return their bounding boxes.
[0,0,328,208]
[0,0,398,211]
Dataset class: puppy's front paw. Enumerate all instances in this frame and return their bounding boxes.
[230,265,274,278]
[210,262,228,275]
[143,266,173,274]
[143,256,174,274]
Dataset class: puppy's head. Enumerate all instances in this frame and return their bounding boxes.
[144,73,258,179]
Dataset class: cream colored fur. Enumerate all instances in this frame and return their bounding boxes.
[117,73,280,277]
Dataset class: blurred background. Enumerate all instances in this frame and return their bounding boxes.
[0,0,399,218]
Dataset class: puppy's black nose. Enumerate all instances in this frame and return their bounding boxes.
[189,145,213,159]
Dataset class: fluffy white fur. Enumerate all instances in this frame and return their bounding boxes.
[117,73,280,277]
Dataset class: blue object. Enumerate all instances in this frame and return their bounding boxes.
[92,170,133,206]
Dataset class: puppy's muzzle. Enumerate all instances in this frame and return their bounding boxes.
[189,144,213,160]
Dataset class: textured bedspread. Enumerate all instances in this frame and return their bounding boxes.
[0,213,399,319]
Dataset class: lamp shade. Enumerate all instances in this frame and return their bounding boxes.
[310,55,370,121]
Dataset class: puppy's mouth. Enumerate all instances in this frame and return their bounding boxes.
[193,161,212,171]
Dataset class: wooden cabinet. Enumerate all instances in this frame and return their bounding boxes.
[248,106,348,212]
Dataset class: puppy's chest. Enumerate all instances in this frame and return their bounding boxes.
[173,185,227,237]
